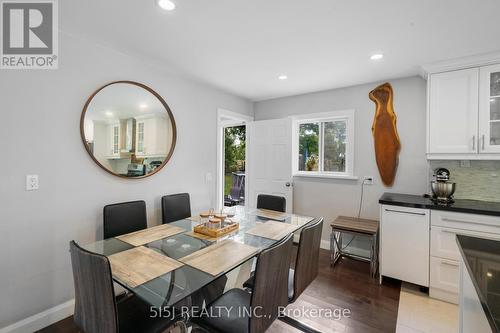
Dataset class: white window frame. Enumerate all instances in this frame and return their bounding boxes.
[291,109,356,180]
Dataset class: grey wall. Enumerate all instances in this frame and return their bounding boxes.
[254,76,429,247]
[0,33,252,328]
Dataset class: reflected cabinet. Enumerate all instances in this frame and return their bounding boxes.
[80,81,177,178]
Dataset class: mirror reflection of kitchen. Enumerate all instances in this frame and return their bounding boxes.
[82,83,175,177]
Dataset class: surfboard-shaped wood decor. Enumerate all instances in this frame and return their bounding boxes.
[369,82,401,187]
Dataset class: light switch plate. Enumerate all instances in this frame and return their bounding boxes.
[26,175,39,191]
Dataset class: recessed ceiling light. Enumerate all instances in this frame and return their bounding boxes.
[157,0,176,11]
[278,75,288,80]
[139,103,148,109]
[105,111,113,117]
[370,53,384,60]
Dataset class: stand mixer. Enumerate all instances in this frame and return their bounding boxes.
[430,168,456,204]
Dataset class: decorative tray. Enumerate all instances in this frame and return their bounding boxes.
[193,221,239,238]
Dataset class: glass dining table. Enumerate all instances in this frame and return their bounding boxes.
[82,207,317,309]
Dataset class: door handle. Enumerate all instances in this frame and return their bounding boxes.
[441,217,495,228]
[285,182,292,187]
[384,209,426,216]
[441,260,459,267]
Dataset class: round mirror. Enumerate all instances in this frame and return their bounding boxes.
[80,81,176,178]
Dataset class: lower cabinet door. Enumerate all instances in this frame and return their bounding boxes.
[381,205,430,287]
[430,256,459,294]
[430,227,461,261]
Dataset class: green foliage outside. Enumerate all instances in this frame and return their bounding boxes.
[323,121,346,172]
[299,123,319,171]
[298,121,346,172]
[224,174,232,196]
[224,125,246,196]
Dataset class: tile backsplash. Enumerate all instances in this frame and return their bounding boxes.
[430,161,500,202]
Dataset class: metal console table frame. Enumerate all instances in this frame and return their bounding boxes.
[330,216,379,278]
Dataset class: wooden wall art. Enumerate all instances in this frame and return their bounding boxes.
[369,82,401,187]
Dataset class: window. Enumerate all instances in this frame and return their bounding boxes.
[293,110,355,178]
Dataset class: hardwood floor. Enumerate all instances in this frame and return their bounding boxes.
[38,249,400,333]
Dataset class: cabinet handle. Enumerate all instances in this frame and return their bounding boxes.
[472,135,476,151]
[440,229,456,234]
[385,208,426,216]
[441,260,459,267]
[441,217,495,228]
[482,134,485,151]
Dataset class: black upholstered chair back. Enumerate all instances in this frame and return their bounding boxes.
[103,200,147,239]
[256,194,286,213]
[162,193,191,224]
[70,240,118,333]
[291,218,324,303]
[250,233,293,333]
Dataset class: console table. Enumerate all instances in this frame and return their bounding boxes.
[330,216,379,278]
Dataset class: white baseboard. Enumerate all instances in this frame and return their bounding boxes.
[0,299,74,333]
[320,239,330,250]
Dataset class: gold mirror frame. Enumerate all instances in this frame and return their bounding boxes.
[80,81,177,179]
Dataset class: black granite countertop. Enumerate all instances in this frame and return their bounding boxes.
[457,235,500,332]
[379,192,500,217]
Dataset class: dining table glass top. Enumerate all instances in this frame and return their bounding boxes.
[81,207,316,308]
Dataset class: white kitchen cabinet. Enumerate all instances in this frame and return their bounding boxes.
[479,64,500,153]
[106,123,120,159]
[380,205,430,287]
[428,68,479,155]
[134,114,170,157]
[431,226,461,261]
[425,59,500,159]
[430,256,460,302]
[136,120,145,155]
[459,260,492,333]
[430,210,500,304]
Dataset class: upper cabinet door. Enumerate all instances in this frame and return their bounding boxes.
[479,64,500,153]
[429,68,479,154]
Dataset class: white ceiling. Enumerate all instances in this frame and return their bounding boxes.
[61,0,500,101]
[86,83,166,121]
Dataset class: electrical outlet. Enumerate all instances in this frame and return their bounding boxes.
[26,175,39,191]
[363,176,374,185]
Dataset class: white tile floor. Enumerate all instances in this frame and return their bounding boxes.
[396,283,458,333]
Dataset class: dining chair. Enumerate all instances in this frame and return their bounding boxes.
[256,194,286,212]
[69,240,186,333]
[103,200,147,239]
[197,233,293,333]
[162,193,191,224]
[243,218,324,303]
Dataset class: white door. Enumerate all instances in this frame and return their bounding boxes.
[429,68,479,154]
[479,64,500,153]
[247,118,293,213]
